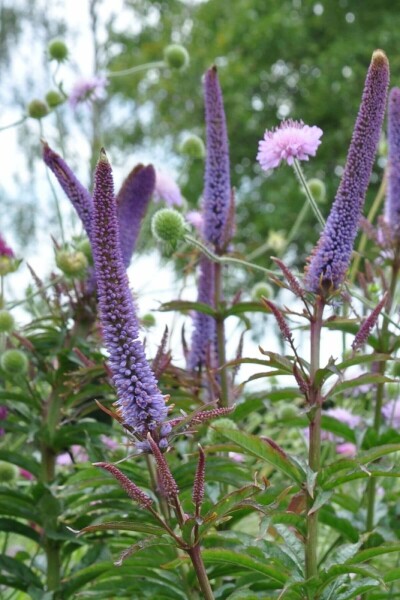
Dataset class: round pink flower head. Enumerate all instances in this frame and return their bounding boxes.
[154,170,183,207]
[257,119,323,170]
[69,76,108,109]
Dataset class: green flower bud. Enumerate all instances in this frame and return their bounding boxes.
[0,462,17,483]
[163,44,190,70]
[75,238,93,264]
[151,208,186,249]
[1,349,29,375]
[179,135,205,159]
[280,405,298,420]
[251,282,273,302]
[267,230,286,253]
[207,418,238,444]
[45,90,64,108]
[56,250,88,278]
[27,99,49,120]
[48,39,69,62]
[0,310,15,333]
[141,313,156,328]
[307,178,326,204]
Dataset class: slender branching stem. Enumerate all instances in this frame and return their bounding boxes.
[292,159,325,228]
[187,545,214,600]
[107,61,166,78]
[305,296,325,582]
[366,247,400,531]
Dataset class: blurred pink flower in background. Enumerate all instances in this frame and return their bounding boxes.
[69,76,108,108]
[154,171,183,206]
[186,210,204,231]
[57,445,88,466]
[382,399,400,428]
[336,442,357,457]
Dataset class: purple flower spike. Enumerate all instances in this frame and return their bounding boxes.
[187,257,216,370]
[385,87,400,239]
[203,66,231,251]
[42,142,93,238]
[92,149,168,437]
[304,50,389,295]
[116,164,156,268]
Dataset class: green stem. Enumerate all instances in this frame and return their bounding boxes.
[214,262,229,407]
[292,159,325,229]
[0,116,27,132]
[185,235,280,279]
[188,545,214,600]
[305,297,325,581]
[366,249,400,532]
[107,60,166,78]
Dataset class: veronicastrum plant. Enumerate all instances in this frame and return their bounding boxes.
[3,41,400,600]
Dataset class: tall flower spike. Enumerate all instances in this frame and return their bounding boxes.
[385,87,400,240]
[116,164,156,268]
[203,66,231,251]
[91,149,168,437]
[187,256,216,370]
[304,50,389,295]
[42,142,93,238]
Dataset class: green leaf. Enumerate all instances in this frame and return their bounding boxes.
[321,416,356,443]
[0,449,40,477]
[114,536,173,566]
[223,301,269,317]
[78,521,166,537]
[62,562,112,598]
[0,554,43,591]
[215,427,305,484]
[318,564,382,594]
[201,548,288,585]
[319,507,359,544]
[308,490,333,515]
[0,518,40,543]
[158,300,216,316]
[328,374,393,397]
[200,484,261,536]
[346,543,400,565]
[335,578,380,599]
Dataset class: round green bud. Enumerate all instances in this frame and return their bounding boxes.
[1,349,29,375]
[0,257,20,277]
[207,418,238,444]
[151,208,186,248]
[0,462,17,483]
[179,135,205,159]
[251,282,273,302]
[163,44,190,70]
[267,230,286,253]
[0,310,15,333]
[27,99,49,120]
[280,405,298,420]
[56,250,88,278]
[307,178,326,204]
[141,313,156,328]
[75,238,93,264]
[45,90,64,108]
[48,39,69,62]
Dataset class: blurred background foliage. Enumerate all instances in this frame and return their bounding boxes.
[2,0,400,270]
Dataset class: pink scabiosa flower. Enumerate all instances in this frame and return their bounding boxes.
[304,50,389,295]
[257,119,323,170]
[68,75,108,109]
[186,210,204,232]
[154,171,183,207]
[91,150,168,444]
[336,442,357,457]
[0,236,14,258]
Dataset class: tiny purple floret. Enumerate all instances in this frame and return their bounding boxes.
[257,119,323,170]
[91,150,167,437]
[385,87,400,239]
[304,50,389,294]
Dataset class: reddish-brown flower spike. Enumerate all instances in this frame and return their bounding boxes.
[147,434,179,500]
[94,462,153,509]
[263,299,293,344]
[352,293,388,351]
[271,257,305,298]
[192,445,206,516]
